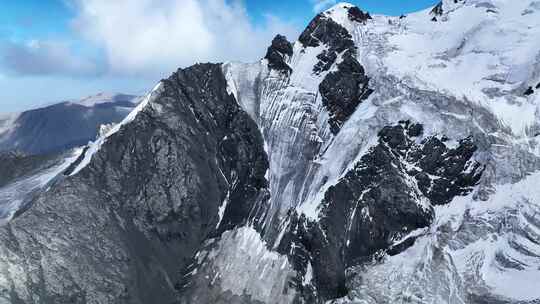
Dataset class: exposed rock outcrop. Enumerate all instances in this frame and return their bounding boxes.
[319,51,373,134]
[431,1,444,16]
[265,35,293,74]
[276,121,483,302]
[348,6,372,22]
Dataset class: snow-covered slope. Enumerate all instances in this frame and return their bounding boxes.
[219,1,540,302]
[372,0,540,135]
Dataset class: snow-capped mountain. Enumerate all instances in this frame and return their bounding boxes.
[0,1,539,303]
[0,93,139,155]
[74,92,141,107]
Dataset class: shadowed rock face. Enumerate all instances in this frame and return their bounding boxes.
[319,50,374,134]
[347,6,372,22]
[0,63,268,304]
[276,121,483,302]
[265,35,293,74]
[408,137,484,206]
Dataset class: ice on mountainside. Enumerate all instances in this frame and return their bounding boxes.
[221,0,540,302]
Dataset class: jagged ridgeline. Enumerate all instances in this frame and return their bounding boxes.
[1,1,540,304]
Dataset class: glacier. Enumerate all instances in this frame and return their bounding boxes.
[220,0,540,302]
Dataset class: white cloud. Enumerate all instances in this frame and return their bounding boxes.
[71,0,300,77]
[311,0,337,12]
[0,39,103,77]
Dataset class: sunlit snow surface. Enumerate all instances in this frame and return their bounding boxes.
[223,0,540,302]
[378,0,540,135]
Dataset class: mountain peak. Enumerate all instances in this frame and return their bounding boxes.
[296,2,371,74]
[74,92,138,107]
[430,0,468,15]
[326,2,356,11]
[321,2,371,26]
[298,2,370,49]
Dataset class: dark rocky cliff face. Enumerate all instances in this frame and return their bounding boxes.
[265,35,293,74]
[0,63,268,304]
[298,6,374,134]
[319,51,373,134]
[299,5,370,75]
[348,6,372,22]
[299,12,355,74]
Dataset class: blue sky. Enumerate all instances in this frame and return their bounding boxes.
[0,0,439,112]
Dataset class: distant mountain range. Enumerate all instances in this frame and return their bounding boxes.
[0,93,140,155]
